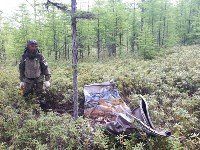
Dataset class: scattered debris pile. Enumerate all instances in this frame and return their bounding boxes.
[83,80,171,137]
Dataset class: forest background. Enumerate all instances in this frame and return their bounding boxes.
[0,0,200,149]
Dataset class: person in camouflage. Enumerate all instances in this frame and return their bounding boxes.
[19,40,51,101]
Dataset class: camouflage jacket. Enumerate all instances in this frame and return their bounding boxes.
[19,50,51,82]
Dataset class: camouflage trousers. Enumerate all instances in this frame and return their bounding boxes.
[23,77,45,101]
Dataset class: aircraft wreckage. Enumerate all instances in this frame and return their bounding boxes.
[83,80,171,137]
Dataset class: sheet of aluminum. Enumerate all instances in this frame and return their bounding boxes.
[84,80,171,137]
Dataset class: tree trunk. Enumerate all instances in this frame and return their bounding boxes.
[33,0,37,38]
[141,0,145,31]
[64,34,67,59]
[87,45,90,56]
[119,32,122,46]
[97,16,100,61]
[131,0,136,52]
[53,30,57,60]
[112,43,116,57]
[67,45,70,59]
[71,0,78,119]
[158,17,161,47]
[52,7,57,60]
[126,35,129,52]
[162,1,167,46]
[188,6,192,34]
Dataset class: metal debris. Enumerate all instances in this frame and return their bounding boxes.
[84,80,171,137]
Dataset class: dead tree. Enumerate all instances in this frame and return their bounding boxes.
[45,0,95,119]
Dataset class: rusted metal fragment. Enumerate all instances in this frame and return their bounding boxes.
[84,80,171,137]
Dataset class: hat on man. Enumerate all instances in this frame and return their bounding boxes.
[27,40,38,45]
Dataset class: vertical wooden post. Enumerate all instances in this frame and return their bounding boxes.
[71,0,78,119]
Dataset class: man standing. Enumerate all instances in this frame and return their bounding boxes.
[19,40,51,101]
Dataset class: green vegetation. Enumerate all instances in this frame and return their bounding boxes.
[0,0,200,149]
[0,46,199,149]
[1,0,200,62]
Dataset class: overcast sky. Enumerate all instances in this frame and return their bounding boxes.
[0,0,74,16]
[0,0,176,17]
[0,0,24,16]
[0,0,137,16]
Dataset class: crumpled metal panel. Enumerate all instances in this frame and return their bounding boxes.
[84,80,171,137]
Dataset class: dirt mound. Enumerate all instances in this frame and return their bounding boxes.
[40,91,84,115]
